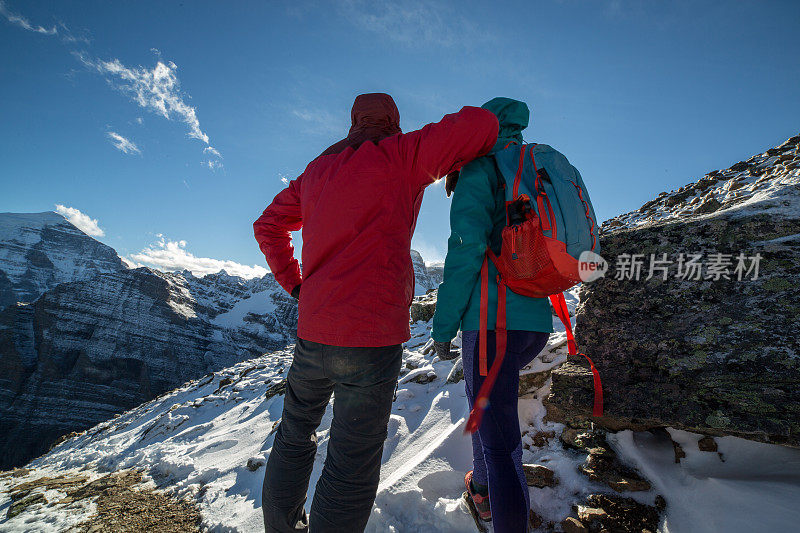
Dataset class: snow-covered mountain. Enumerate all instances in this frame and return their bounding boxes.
[0,212,124,308]
[0,212,300,469]
[602,133,800,231]
[411,250,442,295]
[0,211,443,470]
[6,133,798,531]
[3,294,799,532]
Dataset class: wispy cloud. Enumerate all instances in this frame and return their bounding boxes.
[0,0,56,35]
[75,52,225,169]
[3,2,218,168]
[202,146,223,169]
[203,146,221,158]
[0,1,89,43]
[77,54,210,144]
[339,0,492,48]
[127,235,268,279]
[106,131,140,154]
[55,204,105,237]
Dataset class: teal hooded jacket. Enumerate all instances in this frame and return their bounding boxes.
[431,98,553,342]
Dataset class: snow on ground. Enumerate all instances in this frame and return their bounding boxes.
[211,290,279,329]
[609,428,800,533]
[2,285,800,532]
[0,311,569,532]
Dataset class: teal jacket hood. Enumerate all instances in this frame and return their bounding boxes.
[481,97,529,153]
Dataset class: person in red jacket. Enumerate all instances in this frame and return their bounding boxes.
[255,92,498,533]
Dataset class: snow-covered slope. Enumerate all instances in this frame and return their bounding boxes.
[0,212,449,470]
[3,290,798,532]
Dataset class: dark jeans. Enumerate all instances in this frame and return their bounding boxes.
[262,337,402,533]
[463,330,550,533]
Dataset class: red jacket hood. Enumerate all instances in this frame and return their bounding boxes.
[320,93,401,157]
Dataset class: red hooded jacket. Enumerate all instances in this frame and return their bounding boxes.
[254,93,498,347]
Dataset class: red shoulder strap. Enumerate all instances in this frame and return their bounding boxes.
[548,292,603,417]
[467,251,508,434]
[479,256,489,376]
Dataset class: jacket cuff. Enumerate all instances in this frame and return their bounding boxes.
[431,327,456,343]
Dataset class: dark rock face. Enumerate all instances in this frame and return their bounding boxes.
[546,134,800,447]
[0,268,298,469]
[0,213,300,469]
[410,290,437,323]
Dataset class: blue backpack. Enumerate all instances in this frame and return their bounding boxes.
[465,143,604,434]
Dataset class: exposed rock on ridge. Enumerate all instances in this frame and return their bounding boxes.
[546,133,800,447]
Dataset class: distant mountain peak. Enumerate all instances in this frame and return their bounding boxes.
[0,211,124,307]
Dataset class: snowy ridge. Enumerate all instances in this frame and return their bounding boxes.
[3,286,798,532]
[604,134,800,232]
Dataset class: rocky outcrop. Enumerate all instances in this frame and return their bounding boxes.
[0,266,298,469]
[1,469,201,530]
[0,212,300,469]
[410,289,437,323]
[546,134,800,447]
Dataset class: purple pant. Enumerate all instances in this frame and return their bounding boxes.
[462,330,549,533]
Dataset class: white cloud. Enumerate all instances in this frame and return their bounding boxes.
[0,2,88,44]
[55,204,105,237]
[205,160,223,171]
[120,257,141,269]
[4,2,217,166]
[128,235,268,279]
[106,131,140,154]
[135,117,144,125]
[77,53,214,148]
[0,1,57,35]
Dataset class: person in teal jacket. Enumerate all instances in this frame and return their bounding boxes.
[431,97,552,532]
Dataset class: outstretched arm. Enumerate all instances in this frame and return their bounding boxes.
[398,106,498,190]
[253,177,303,295]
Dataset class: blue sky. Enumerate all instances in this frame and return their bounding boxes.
[2,0,799,276]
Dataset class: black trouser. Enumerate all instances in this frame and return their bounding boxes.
[262,337,402,533]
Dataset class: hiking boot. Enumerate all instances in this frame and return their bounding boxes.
[464,470,491,521]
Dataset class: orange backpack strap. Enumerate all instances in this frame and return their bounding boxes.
[466,258,509,434]
[479,255,489,376]
[548,292,604,417]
